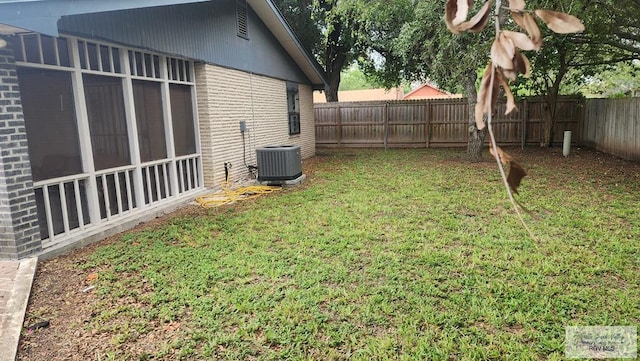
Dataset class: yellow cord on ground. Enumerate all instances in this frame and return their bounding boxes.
[195,182,281,208]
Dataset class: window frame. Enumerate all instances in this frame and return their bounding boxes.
[287,82,300,136]
[17,67,83,182]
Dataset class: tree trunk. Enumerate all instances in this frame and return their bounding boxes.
[324,64,342,102]
[541,53,568,147]
[323,20,346,102]
[465,71,485,162]
[541,89,560,147]
[541,104,554,147]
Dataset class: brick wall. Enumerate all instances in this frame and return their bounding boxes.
[195,64,316,187]
[0,44,41,260]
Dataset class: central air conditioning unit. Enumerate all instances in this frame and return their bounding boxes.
[256,145,302,182]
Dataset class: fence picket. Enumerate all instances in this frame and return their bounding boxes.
[315,97,583,148]
[582,97,640,161]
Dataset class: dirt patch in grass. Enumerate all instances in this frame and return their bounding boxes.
[18,207,199,360]
[18,148,640,360]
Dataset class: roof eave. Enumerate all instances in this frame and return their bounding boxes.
[0,0,211,36]
[248,0,327,89]
[0,0,328,88]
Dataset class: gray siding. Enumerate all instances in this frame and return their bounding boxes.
[0,0,211,36]
[57,0,310,84]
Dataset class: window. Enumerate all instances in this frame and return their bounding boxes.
[18,68,86,240]
[83,74,130,170]
[22,34,40,63]
[236,0,249,39]
[130,51,161,78]
[287,82,300,135]
[17,68,83,181]
[170,84,197,156]
[167,57,192,82]
[11,34,71,67]
[77,40,122,74]
[133,80,167,162]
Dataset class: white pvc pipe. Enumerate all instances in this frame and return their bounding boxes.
[563,131,572,157]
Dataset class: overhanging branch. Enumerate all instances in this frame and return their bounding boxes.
[568,56,639,67]
[603,40,640,57]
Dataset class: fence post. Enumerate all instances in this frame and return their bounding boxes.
[425,100,431,148]
[384,102,389,150]
[521,98,527,149]
[576,97,584,146]
[336,103,342,146]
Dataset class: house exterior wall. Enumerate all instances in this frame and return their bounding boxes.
[0,1,324,259]
[405,85,445,98]
[0,46,41,260]
[195,63,315,187]
[57,0,310,85]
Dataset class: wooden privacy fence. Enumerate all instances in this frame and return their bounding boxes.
[315,97,583,148]
[582,97,640,161]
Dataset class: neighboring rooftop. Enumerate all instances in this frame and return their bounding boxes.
[403,83,462,100]
[313,83,462,103]
[313,87,404,103]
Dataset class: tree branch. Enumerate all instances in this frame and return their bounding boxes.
[485,0,538,242]
[603,40,640,57]
[614,31,640,42]
[569,56,639,67]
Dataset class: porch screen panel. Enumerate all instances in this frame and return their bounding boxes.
[170,84,196,156]
[133,80,167,162]
[83,74,130,170]
[17,68,82,182]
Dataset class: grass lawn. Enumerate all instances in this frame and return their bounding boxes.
[19,148,640,360]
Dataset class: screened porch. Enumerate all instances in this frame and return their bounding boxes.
[11,33,204,250]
